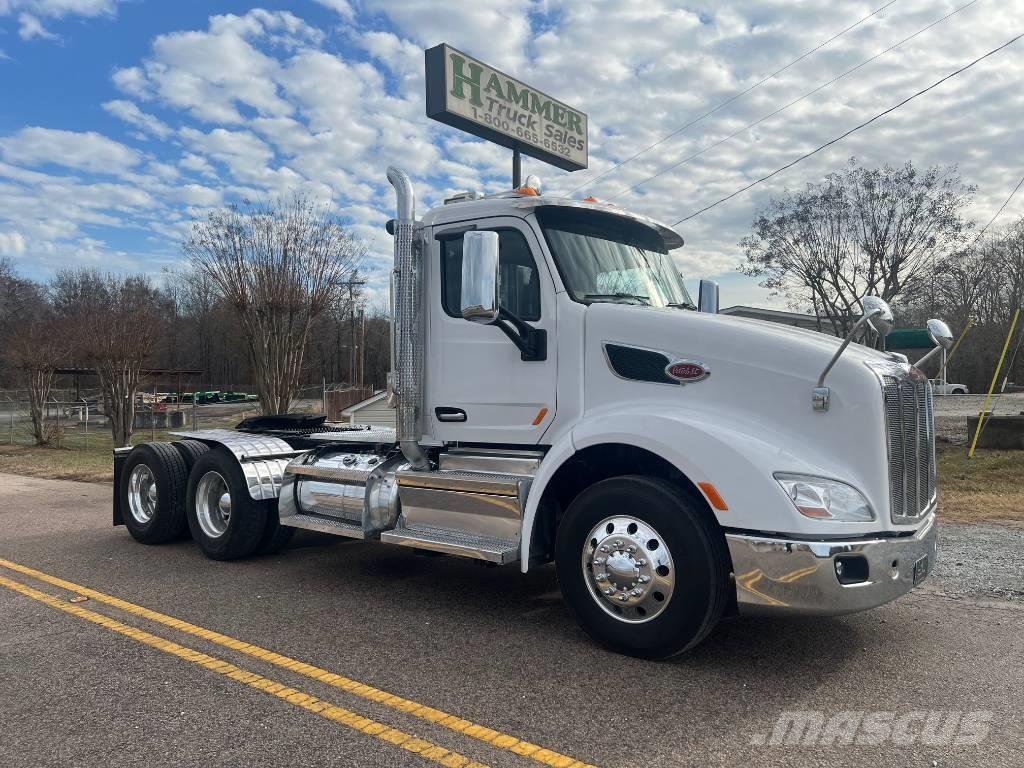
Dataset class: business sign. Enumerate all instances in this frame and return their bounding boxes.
[425,44,588,172]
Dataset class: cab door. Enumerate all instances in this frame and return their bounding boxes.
[425,216,557,445]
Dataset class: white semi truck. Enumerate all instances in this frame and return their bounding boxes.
[114,167,949,658]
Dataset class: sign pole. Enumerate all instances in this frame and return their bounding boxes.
[512,145,521,188]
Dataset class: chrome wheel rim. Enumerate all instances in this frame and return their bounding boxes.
[582,516,675,623]
[195,471,231,539]
[127,464,158,525]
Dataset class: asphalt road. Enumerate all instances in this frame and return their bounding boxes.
[1,472,1021,768]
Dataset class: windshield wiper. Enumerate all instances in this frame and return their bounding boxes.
[666,301,697,310]
[583,292,651,305]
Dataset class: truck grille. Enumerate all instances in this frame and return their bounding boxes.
[880,371,936,523]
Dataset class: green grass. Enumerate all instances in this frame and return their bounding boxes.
[936,443,1024,524]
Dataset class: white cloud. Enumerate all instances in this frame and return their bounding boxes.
[2,0,1023,305]
[175,183,221,207]
[17,12,56,39]
[0,0,118,18]
[0,230,26,255]
[3,0,121,45]
[179,152,216,177]
[0,126,141,173]
[111,66,150,99]
[313,0,354,20]
[102,99,173,139]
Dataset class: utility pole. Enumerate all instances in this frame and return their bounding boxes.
[337,279,366,387]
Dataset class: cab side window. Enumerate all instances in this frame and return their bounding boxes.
[441,229,541,321]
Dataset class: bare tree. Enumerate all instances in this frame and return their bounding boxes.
[1,271,65,445]
[52,270,163,447]
[740,159,974,334]
[183,195,365,415]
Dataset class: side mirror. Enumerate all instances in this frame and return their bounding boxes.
[461,230,500,324]
[862,295,894,337]
[926,318,954,350]
[697,279,719,314]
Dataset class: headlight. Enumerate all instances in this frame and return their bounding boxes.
[774,473,875,522]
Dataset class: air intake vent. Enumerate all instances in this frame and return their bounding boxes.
[603,344,679,386]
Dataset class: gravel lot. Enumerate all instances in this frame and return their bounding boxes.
[933,391,1024,444]
[929,522,1024,602]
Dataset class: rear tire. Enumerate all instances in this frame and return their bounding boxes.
[119,443,189,544]
[555,475,729,659]
[173,439,210,472]
[186,448,268,561]
[256,504,295,555]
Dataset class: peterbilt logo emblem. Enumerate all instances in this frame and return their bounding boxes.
[665,360,710,383]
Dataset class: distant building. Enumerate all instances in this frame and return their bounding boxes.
[341,390,396,428]
[720,305,838,336]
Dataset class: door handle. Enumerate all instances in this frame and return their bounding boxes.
[435,407,467,423]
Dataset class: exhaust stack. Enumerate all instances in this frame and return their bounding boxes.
[386,166,429,470]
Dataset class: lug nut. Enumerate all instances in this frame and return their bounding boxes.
[618,594,629,602]
[593,557,606,565]
[637,559,647,567]
[599,545,609,553]
[595,573,607,582]
[614,540,623,548]
[603,587,614,595]
[638,575,650,584]
[627,545,637,553]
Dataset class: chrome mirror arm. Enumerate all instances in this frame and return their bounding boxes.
[813,309,882,412]
[914,344,943,371]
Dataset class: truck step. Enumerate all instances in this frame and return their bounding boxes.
[395,468,526,497]
[280,513,367,539]
[379,523,519,564]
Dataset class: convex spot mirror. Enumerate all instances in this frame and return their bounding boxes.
[862,295,894,337]
[927,318,954,350]
[460,230,500,325]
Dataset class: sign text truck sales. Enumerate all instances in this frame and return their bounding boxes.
[425,44,588,172]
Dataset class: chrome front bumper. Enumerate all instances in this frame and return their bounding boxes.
[725,512,937,616]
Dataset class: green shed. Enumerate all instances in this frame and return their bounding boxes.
[886,328,935,350]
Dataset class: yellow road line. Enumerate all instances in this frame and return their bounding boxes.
[0,558,595,768]
[0,573,486,768]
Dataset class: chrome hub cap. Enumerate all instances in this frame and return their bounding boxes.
[582,516,674,623]
[127,464,157,524]
[195,471,231,539]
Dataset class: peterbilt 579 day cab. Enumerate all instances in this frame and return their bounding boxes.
[114,167,948,659]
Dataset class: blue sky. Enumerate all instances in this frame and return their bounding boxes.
[2,0,1022,309]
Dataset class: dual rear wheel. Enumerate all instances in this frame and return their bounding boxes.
[119,442,293,559]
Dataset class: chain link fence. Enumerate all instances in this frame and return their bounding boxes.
[0,383,333,454]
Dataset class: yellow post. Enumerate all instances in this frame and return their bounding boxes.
[944,319,973,369]
[968,307,1021,458]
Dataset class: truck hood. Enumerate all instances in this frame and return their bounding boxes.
[585,302,891,383]
[580,302,901,533]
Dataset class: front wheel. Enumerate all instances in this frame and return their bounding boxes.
[555,476,730,659]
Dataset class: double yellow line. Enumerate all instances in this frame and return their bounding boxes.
[0,558,594,768]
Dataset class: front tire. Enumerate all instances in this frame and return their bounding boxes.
[555,476,729,659]
[186,448,268,560]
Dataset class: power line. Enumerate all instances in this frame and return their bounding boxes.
[605,0,977,202]
[565,1,900,197]
[672,31,1024,226]
[970,172,1024,246]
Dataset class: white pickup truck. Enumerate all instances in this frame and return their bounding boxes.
[113,168,950,658]
[931,380,969,395]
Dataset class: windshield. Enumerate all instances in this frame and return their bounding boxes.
[536,207,694,309]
